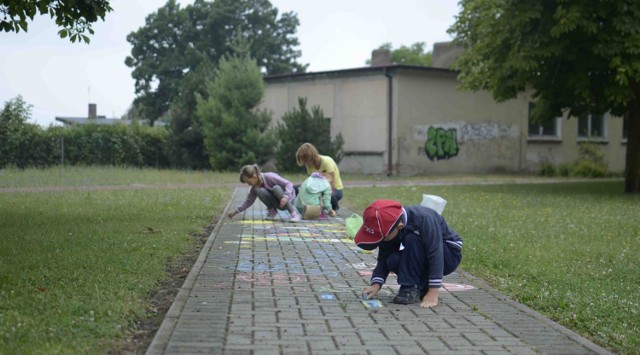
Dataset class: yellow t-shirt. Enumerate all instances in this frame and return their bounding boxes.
[306,155,343,190]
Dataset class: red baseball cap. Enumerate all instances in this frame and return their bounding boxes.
[354,200,403,250]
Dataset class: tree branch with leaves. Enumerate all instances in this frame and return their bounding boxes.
[0,0,112,43]
[450,0,640,193]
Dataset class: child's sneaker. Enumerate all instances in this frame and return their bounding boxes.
[266,209,278,220]
[393,285,421,304]
[289,211,301,222]
[319,210,327,219]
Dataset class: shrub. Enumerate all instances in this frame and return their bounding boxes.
[538,143,608,178]
[274,97,345,172]
[571,160,607,177]
[558,163,572,177]
[1,96,173,169]
[570,143,608,177]
[539,161,556,176]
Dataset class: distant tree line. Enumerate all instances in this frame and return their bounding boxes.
[1,90,343,171]
[1,0,343,172]
[125,0,311,170]
[1,96,170,168]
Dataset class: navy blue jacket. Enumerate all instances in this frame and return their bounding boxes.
[370,205,463,289]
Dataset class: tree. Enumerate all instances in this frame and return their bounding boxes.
[0,0,112,43]
[196,52,275,170]
[167,62,212,169]
[274,97,345,172]
[449,0,640,194]
[0,95,50,168]
[366,42,433,66]
[1,95,31,167]
[125,0,306,124]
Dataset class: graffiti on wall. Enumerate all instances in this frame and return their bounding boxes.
[424,127,459,160]
[414,122,518,142]
[416,122,519,161]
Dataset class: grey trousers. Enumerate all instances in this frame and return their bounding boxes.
[255,186,295,213]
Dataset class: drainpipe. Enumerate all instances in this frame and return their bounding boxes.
[384,67,393,176]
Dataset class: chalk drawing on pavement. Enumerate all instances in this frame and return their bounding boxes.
[361,299,384,309]
[235,272,330,286]
[351,262,377,270]
[236,272,303,285]
[264,233,326,238]
[442,283,475,292]
[318,287,354,293]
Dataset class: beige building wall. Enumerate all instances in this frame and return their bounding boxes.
[262,67,627,176]
[525,113,627,173]
[394,69,528,175]
[261,73,390,174]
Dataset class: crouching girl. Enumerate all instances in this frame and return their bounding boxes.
[227,164,301,222]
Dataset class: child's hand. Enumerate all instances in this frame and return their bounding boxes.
[420,288,439,308]
[227,210,237,219]
[279,196,288,208]
[328,210,337,217]
[362,284,381,299]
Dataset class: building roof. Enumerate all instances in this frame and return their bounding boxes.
[263,64,456,83]
[55,116,128,125]
[54,116,167,126]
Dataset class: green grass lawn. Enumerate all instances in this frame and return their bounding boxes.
[1,168,637,353]
[0,171,230,353]
[0,166,240,188]
[343,181,639,354]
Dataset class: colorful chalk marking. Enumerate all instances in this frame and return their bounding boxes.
[441,283,475,292]
[361,299,383,309]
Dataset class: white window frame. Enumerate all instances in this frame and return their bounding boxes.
[527,103,562,141]
[577,113,608,142]
[528,117,562,138]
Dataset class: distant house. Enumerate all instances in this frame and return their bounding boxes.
[259,43,627,176]
[55,103,165,127]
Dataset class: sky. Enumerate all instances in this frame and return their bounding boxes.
[1,0,461,127]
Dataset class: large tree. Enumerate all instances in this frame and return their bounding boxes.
[125,0,306,124]
[449,0,640,194]
[166,62,212,169]
[0,0,112,43]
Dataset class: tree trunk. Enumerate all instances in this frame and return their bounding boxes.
[624,84,640,194]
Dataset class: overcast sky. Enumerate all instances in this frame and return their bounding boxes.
[1,0,460,127]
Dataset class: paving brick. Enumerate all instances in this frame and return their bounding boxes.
[146,187,613,355]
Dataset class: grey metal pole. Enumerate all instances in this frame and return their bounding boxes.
[60,135,64,165]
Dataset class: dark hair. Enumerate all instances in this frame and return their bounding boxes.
[239,164,261,183]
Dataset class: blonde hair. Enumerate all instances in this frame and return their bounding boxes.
[239,164,262,183]
[295,143,321,169]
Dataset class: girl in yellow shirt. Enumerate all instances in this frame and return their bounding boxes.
[295,143,343,211]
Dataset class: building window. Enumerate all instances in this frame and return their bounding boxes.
[578,114,606,139]
[528,102,561,138]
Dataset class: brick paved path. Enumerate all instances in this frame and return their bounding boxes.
[146,187,611,354]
